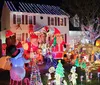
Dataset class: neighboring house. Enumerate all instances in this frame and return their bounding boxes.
[69,14,82,44]
[1,1,69,43]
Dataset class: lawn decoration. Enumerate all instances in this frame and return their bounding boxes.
[23,33,38,59]
[36,48,43,65]
[97,66,100,82]
[2,43,7,56]
[6,45,30,85]
[0,56,11,70]
[6,30,16,47]
[46,66,55,85]
[55,60,67,85]
[80,75,84,85]
[52,28,65,59]
[75,57,80,67]
[70,66,78,85]
[46,45,53,63]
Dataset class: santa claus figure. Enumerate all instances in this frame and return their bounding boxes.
[23,33,38,59]
[52,28,65,59]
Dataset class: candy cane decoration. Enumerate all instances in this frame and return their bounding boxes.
[24,78,30,85]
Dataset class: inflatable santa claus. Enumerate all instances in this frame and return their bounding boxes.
[52,28,66,59]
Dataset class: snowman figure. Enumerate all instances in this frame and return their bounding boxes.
[7,45,30,85]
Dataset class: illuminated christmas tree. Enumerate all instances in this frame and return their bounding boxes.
[55,60,65,85]
[30,53,43,85]
[55,60,65,78]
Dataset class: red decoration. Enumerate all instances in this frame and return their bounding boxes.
[98,66,100,72]
[52,41,65,59]
[30,34,38,39]
[6,30,14,38]
[44,26,49,32]
[16,42,22,48]
[29,24,34,34]
[54,28,60,35]
[16,24,22,30]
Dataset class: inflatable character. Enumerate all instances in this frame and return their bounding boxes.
[23,33,38,59]
[52,28,65,59]
[7,45,30,85]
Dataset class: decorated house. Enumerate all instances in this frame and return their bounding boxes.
[1,1,69,43]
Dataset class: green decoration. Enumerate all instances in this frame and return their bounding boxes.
[75,58,80,67]
[55,60,65,77]
[53,37,57,46]
[80,61,87,69]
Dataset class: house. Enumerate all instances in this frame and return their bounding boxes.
[69,14,83,44]
[1,1,69,43]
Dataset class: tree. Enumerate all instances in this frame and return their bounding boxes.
[61,0,100,44]
[55,60,65,77]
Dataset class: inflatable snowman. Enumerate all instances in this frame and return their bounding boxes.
[7,45,30,83]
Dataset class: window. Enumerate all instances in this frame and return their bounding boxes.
[60,18,63,26]
[33,16,36,25]
[55,17,57,26]
[51,18,54,25]
[22,15,24,24]
[22,33,24,41]
[25,15,28,24]
[48,17,50,26]
[58,17,60,26]
[64,18,67,26]
[29,16,32,24]
[13,14,16,24]
[17,15,21,24]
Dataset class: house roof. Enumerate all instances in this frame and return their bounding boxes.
[5,1,69,16]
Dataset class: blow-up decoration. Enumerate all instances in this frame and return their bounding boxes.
[6,45,30,85]
[2,43,7,56]
[6,30,14,38]
[29,24,34,34]
[23,33,38,59]
[52,28,65,59]
[55,60,65,77]
[55,60,66,85]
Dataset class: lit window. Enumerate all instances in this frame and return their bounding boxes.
[17,15,21,24]
[60,18,63,26]
[29,16,32,24]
